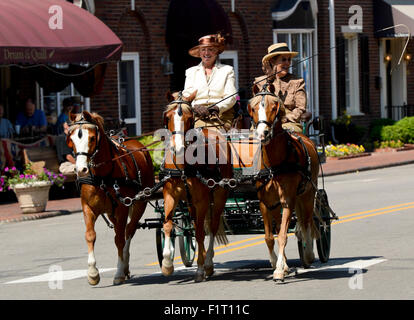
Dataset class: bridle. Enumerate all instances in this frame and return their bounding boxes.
[69,116,101,167]
[251,85,283,144]
[164,95,195,149]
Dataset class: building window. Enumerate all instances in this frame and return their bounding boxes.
[119,52,141,136]
[274,30,314,114]
[39,83,82,133]
[219,50,239,89]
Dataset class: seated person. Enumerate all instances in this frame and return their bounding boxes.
[254,43,307,133]
[16,98,47,136]
[182,34,237,131]
[56,97,74,135]
[55,121,75,175]
[0,103,14,139]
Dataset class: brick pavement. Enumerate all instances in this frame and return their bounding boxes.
[1,148,413,224]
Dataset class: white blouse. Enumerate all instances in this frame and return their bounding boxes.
[182,62,237,115]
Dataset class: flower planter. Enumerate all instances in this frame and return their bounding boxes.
[374,144,414,153]
[326,152,372,161]
[12,181,52,213]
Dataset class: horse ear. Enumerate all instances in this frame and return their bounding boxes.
[69,111,76,122]
[183,90,197,102]
[166,91,176,103]
[82,110,93,122]
[268,83,276,94]
[247,104,253,117]
[252,84,260,96]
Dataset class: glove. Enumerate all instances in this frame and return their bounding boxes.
[208,106,219,115]
[193,104,210,118]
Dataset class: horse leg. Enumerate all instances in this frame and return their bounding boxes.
[121,201,147,280]
[296,194,316,266]
[161,192,178,276]
[194,200,209,282]
[204,189,228,277]
[259,201,279,270]
[83,205,100,286]
[274,202,293,283]
[113,207,129,285]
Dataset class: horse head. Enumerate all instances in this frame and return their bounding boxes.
[163,90,197,156]
[67,111,103,177]
[248,83,285,145]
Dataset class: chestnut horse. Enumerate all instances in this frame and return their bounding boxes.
[161,92,233,282]
[248,84,320,282]
[67,111,154,285]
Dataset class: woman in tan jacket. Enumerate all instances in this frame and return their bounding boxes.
[182,34,237,130]
[255,43,307,133]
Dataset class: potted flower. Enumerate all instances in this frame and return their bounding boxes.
[0,163,66,213]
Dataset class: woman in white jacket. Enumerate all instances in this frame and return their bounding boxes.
[182,34,237,130]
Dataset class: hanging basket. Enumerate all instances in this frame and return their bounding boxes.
[11,181,52,213]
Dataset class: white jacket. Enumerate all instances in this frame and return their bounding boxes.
[182,62,237,115]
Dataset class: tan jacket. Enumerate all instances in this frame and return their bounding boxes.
[254,73,307,124]
[183,62,237,115]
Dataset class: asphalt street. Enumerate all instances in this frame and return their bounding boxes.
[0,164,413,302]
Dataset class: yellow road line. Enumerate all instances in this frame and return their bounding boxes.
[146,202,414,266]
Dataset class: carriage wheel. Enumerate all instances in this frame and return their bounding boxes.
[315,189,331,263]
[155,222,176,268]
[178,215,196,267]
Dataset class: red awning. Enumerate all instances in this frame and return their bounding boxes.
[0,0,122,65]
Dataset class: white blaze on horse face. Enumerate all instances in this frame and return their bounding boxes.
[173,109,185,154]
[71,128,90,176]
[255,98,268,141]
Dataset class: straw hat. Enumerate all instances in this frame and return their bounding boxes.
[188,34,226,58]
[262,43,298,64]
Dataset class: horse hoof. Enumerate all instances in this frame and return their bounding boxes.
[204,265,214,278]
[113,277,125,285]
[87,273,100,286]
[124,271,131,280]
[273,271,285,283]
[161,265,174,276]
[194,273,205,283]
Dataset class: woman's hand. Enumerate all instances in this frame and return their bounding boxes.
[193,104,210,118]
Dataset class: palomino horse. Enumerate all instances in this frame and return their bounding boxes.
[248,83,320,282]
[161,92,234,282]
[67,111,154,285]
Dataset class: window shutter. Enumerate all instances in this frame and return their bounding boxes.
[359,34,370,114]
[336,36,346,116]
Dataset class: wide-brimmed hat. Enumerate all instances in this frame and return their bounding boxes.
[188,34,226,58]
[262,43,298,64]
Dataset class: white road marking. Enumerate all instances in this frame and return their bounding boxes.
[151,258,387,277]
[4,268,116,284]
[3,258,386,284]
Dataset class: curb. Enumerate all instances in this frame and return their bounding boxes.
[320,160,414,177]
[0,210,79,225]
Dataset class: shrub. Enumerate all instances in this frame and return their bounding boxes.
[381,116,414,143]
[136,135,164,175]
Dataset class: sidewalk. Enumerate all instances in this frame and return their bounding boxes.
[1,148,414,224]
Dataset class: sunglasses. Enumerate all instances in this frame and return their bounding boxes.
[280,57,292,63]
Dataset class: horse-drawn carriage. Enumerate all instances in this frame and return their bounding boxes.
[67,84,337,285]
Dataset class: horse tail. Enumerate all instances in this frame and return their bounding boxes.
[204,199,229,246]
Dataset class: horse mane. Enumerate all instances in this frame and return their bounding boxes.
[165,101,192,114]
[249,94,286,116]
[69,112,105,133]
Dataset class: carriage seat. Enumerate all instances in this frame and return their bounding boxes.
[23,146,76,182]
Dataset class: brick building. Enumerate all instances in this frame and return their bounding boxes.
[2,0,414,138]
